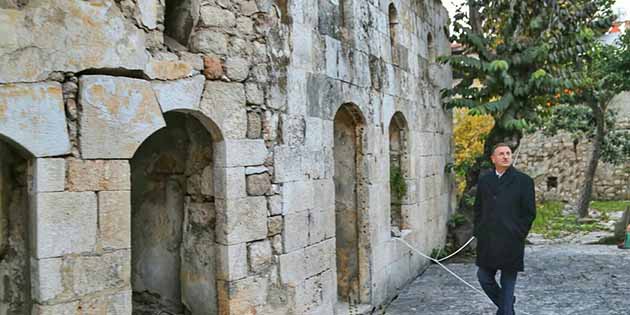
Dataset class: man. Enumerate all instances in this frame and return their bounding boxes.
[473,143,536,315]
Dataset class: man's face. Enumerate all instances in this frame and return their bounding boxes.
[491,146,512,169]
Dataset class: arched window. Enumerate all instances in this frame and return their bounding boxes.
[389,4,399,65]
[389,112,410,233]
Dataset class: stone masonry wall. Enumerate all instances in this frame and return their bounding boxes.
[0,0,454,314]
[519,92,630,203]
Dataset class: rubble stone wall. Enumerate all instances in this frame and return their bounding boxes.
[0,0,454,314]
[519,92,630,203]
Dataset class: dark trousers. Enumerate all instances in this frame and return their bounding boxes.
[477,267,518,315]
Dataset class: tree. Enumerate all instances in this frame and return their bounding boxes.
[542,30,630,217]
[442,0,615,220]
[453,108,494,196]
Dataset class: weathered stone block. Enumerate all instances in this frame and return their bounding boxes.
[225,57,250,82]
[282,181,314,214]
[0,82,70,157]
[203,55,224,80]
[217,243,248,281]
[79,290,132,315]
[137,0,158,29]
[216,197,267,245]
[247,173,271,196]
[247,111,263,139]
[248,240,272,272]
[32,301,80,315]
[144,58,193,80]
[271,234,283,254]
[283,211,309,252]
[0,1,148,83]
[213,167,246,199]
[268,195,282,216]
[273,145,305,183]
[66,159,130,191]
[190,30,228,55]
[31,257,63,302]
[278,248,305,286]
[221,276,269,314]
[151,75,205,112]
[201,81,247,139]
[79,75,165,159]
[34,158,65,192]
[304,239,335,277]
[34,192,97,258]
[215,139,268,167]
[98,191,131,250]
[245,82,264,105]
[199,5,236,27]
[267,215,283,236]
[66,250,130,296]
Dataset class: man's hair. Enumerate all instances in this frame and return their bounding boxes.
[492,142,512,154]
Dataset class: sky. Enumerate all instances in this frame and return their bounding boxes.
[443,0,630,21]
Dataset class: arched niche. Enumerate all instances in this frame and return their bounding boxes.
[388,112,410,232]
[333,103,371,304]
[131,111,220,315]
[0,137,32,314]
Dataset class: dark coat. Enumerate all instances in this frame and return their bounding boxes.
[473,166,536,272]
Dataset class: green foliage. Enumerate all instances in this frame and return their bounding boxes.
[447,212,468,229]
[531,201,607,239]
[590,200,630,212]
[538,30,630,165]
[389,166,407,201]
[444,0,615,135]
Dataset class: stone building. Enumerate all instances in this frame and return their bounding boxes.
[0,0,453,314]
[518,92,630,203]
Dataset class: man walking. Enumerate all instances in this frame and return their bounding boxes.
[474,143,536,315]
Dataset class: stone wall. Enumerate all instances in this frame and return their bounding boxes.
[0,0,454,314]
[518,92,630,203]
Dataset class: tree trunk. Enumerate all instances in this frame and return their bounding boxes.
[576,105,607,218]
[468,0,483,35]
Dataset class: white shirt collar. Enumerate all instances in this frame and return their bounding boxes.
[495,169,505,178]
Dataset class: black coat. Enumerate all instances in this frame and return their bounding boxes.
[473,166,536,272]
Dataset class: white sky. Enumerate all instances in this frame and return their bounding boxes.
[443,0,630,21]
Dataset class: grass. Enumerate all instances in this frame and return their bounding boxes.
[590,200,630,212]
[531,200,609,239]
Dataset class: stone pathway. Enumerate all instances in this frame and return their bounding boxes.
[384,245,630,315]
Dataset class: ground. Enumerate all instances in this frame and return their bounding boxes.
[385,245,630,315]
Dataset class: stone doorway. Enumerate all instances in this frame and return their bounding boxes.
[333,103,369,305]
[131,112,217,315]
[0,138,31,315]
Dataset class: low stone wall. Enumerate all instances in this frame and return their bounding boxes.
[518,93,630,203]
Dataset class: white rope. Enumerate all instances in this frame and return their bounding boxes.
[394,237,534,315]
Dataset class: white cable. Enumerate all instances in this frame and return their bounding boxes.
[435,236,476,262]
[394,237,534,315]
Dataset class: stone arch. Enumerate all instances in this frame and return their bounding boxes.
[388,3,400,65]
[333,103,371,304]
[130,111,220,315]
[388,112,410,233]
[0,138,32,314]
